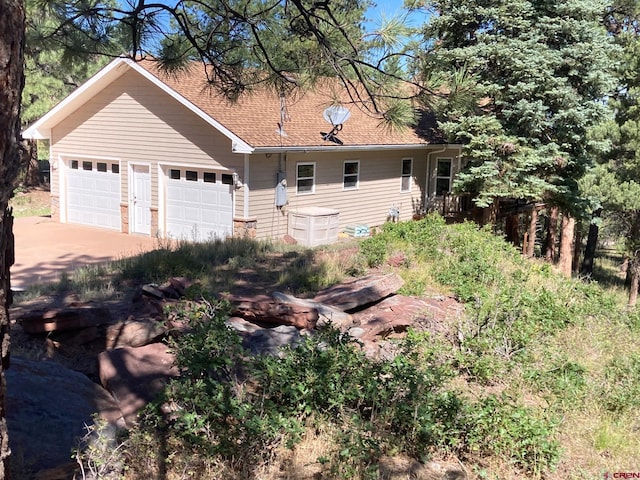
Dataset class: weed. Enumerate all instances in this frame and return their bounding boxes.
[464,394,560,476]
[601,354,640,414]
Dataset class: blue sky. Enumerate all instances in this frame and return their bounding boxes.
[364,0,430,31]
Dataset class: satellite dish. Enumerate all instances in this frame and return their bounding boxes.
[323,105,351,126]
[321,105,350,143]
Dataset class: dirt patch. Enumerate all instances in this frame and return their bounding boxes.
[10,187,51,218]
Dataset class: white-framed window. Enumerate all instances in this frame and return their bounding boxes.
[401,158,413,192]
[343,160,359,190]
[436,158,453,196]
[296,162,315,194]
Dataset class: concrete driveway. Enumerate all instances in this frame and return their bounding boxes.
[11,216,158,289]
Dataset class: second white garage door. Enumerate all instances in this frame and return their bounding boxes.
[66,159,121,230]
[165,167,233,242]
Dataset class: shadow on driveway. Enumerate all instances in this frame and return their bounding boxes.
[11,216,158,289]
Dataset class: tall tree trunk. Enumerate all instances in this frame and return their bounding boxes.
[580,208,601,277]
[573,221,582,274]
[526,207,538,258]
[21,139,39,187]
[627,212,640,308]
[545,206,559,263]
[558,212,575,277]
[628,258,640,308]
[505,213,519,246]
[0,0,26,477]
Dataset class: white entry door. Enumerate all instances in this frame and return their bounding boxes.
[131,165,151,235]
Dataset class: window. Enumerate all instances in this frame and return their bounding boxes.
[343,161,359,190]
[436,158,452,196]
[296,163,315,194]
[221,174,234,185]
[186,170,198,181]
[82,161,92,171]
[111,164,119,174]
[401,158,412,192]
[203,172,216,183]
[71,160,78,169]
[97,162,107,172]
[170,169,180,180]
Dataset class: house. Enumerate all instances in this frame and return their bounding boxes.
[23,57,465,245]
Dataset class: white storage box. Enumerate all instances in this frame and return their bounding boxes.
[288,207,340,247]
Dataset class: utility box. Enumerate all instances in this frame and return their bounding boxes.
[288,207,340,247]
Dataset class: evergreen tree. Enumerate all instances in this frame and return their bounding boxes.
[22,0,114,126]
[582,0,640,305]
[416,0,619,274]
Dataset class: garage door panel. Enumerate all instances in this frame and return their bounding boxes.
[166,168,232,242]
[66,160,120,230]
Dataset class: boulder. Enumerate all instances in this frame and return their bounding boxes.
[313,273,405,311]
[104,317,167,349]
[5,356,123,473]
[272,291,353,329]
[226,293,319,329]
[19,305,112,334]
[98,343,179,426]
[351,295,432,341]
[241,325,304,356]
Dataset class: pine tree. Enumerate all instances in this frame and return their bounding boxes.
[583,0,640,305]
[416,0,619,274]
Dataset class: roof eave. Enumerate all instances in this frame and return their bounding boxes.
[22,58,132,139]
[22,57,256,154]
[251,143,463,154]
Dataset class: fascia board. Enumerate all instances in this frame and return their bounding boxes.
[22,57,256,154]
[251,143,463,154]
[22,57,131,139]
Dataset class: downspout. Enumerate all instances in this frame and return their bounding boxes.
[426,145,448,209]
[244,153,249,218]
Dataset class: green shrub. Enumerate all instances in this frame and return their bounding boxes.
[464,394,560,475]
[135,298,562,477]
[359,234,388,267]
[601,354,640,414]
[524,359,588,409]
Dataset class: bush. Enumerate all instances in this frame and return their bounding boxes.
[601,354,640,414]
[464,394,560,475]
[132,297,561,477]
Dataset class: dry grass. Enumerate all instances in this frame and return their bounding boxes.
[524,313,640,479]
[14,217,640,479]
[9,187,51,218]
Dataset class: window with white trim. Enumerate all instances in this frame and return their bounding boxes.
[343,160,359,190]
[296,162,315,194]
[401,158,412,192]
[436,158,453,196]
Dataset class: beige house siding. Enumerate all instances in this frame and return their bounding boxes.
[50,69,243,234]
[244,154,287,239]
[246,148,463,239]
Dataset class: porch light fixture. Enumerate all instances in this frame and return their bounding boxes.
[321,105,351,145]
[232,172,241,188]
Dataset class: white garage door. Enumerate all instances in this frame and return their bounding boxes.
[165,167,233,241]
[66,159,121,230]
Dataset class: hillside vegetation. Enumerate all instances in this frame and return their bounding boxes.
[63,215,640,479]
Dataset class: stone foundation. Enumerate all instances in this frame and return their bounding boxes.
[150,207,159,237]
[50,194,60,222]
[233,218,257,238]
[120,204,129,233]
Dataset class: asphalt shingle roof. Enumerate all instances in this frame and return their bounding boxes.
[138,60,440,149]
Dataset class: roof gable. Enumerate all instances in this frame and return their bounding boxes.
[24,57,439,152]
